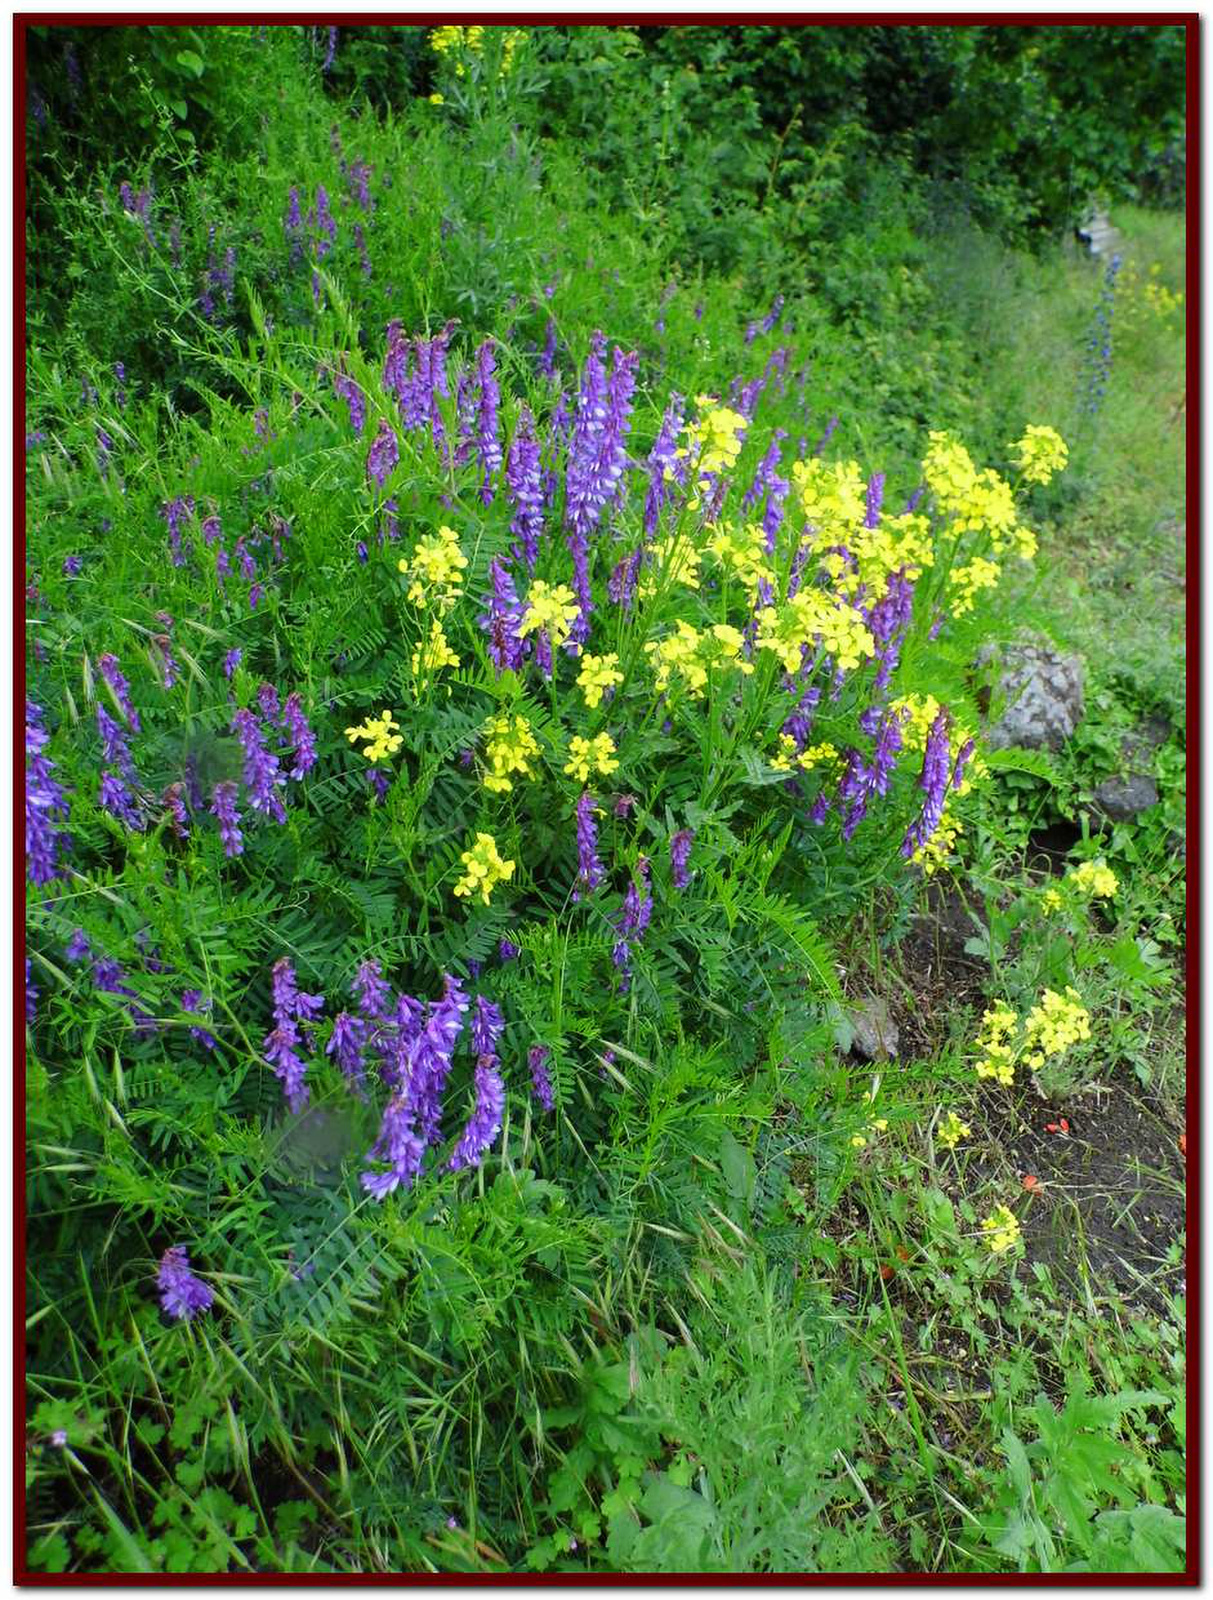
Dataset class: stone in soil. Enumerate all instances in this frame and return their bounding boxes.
[977,637,1085,752]
[1092,773,1160,821]
[849,996,899,1060]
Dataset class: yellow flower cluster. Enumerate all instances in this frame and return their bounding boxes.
[430,25,478,54]
[975,1001,1019,1086]
[1040,886,1064,913]
[706,521,775,600]
[645,620,709,697]
[681,396,747,480]
[851,1090,888,1149]
[399,525,467,613]
[923,431,1036,562]
[792,459,935,598]
[1066,858,1119,899]
[911,813,964,877]
[564,733,618,785]
[974,987,1091,1084]
[936,1110,972,1151]
[755,591,876,676]
[454,832,514,906]
[411,618,460,681]
[1011,425,1068,486]
[576,652,623,709]
[981,1204,1021,1254]
[345,709,402,763]
[1021,987,1092,1069]
[638,534,702,599]
[520,581,580,651]
[770,735,838,774]
[949,555,1005,617]
[701,623,754,676]
[483,712,540,794]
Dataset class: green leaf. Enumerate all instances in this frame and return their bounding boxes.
[175,50,205,77]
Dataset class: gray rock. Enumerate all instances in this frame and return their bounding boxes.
[1168,830,1186,861]
[978,639,1085,752]
[1093,774,1160,821]
[849,996,899,1061]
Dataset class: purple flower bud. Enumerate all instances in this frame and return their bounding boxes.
[281,692,317,779]
[470,996,505,1059]
[902,709,952,857]
[448,1056,506,1171]
[367,417,399,489]
[573,792,605,900]
[157,1246,214,1323]
[669,828,693,890]
[478,558,528,675]
[327,1010,369,1091]
[529,1046,555,1112]
[506,408,544,571]
[99,771,144,831]
[361,1092,425,1199]
[232,708,287,824]
[209,781,243,857]
[498,938,520,962]
[223,648,243,680]
[474,341,502,505]
[333,369,366,436]
[181,989,217,1050]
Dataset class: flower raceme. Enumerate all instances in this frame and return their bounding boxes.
[346,709,403,763]
[454,833,515,905]
[483,713,540,793]
[400,525,468,612]
[564,733,618,786]
[974,989,1092,1086]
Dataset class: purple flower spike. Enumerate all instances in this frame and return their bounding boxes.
[411,974,469,1149]
[670,829,694,890]
[470,996,505,1058]
[232,708,287,824]
[26,959,37,1025]
[223,648,243,681]
[210,781,243,857]
[529,1046,555,1112]
[367,417,399,490]
[573,792,605,900]
[26,704,72,885]
[478,557,528,675]
[506,407,544,571]
[864,471,885,530]
[902,709,952,858]
[644,395,685,538]
[327,1011,369,1091]
[182,989,217,1050]
[448,1056,506,1171]
[157,1246,214,1323]
[97,654,140,730]
[163,783,190,839]
[498,938,520,962]
[474,341,503,504]
[353,957,391,1020]
[333,368,366,436]
[361,1092,425,1199]
[99,771,144,831]
[281,693,317,779]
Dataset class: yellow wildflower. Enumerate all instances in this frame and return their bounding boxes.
[576,652,623,710]
[427,92,445,105]
[453,832,515,906]
[1021,987,1091,1069]
[564,733,618,786]
[638,534,702,600]
[911,813,963,876]
[482,712,540,794]
[1011,424,1069,486]
[975,1001,1019,1086]
[644,620,707,697]
[345,709,403,763]
[680,398,747,481]
[937,1111,972,1151]
[981,1204,1021,1254]
[399,525,467,613]
[755,590,875,676]
[1066,858,1118,899]
[411,618,460,680]
[1040,886,1064,913]
[519,581,580,651]
[706,521,775,599]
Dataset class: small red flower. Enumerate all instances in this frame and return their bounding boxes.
[879,1263,895,1281]
[1059,1117,1070,1133]
[1179,1133,1187,1158]
[1022,1174,1041,1192]
[1045,1123,1060,1133]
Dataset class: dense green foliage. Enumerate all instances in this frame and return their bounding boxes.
[25,24,1186,1576]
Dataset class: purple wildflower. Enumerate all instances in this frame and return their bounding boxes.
[353,221,372,279]
[474,341,502,504]
[367,417,399,489]
[951,738,975,791]
[573,792,605,900]
[865,472,885,529]
[670,829,694,890]
[95,703,135,780]
[162,496,195,567]
[326,1011,369,1091]
[411,974,469,1149]
[181,990,217,1050]
[448,1057,506,1171]
[529,1046,555,1112]
[99,772,143,831]
[506,407,544,570]
[263,958,323,1112]
[163,783,190,839]
[151,634,178,691]
[478,558,528,674]
[612,856,651,990]
[367,768,390,803]
[157,1246,214,1323]
[361,1092,425,1199]
[354,959,392,1021]
[470,996,505,1059]
[281,693,317,779]
[223,648,243,681]
[903,709,952,857]
[643,395,685,537]
[333,368,366,436]
[66,929,91,963]
[607,547,643,610]
[312,185,337,260]
[232,707,287,824]
[321,24,338,71]
[538,317,559,379]
[812,416,839,458]
[498,938,520,962]
[209,781,243,857]
[25,959,37,1026]
[63,554,83,576]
